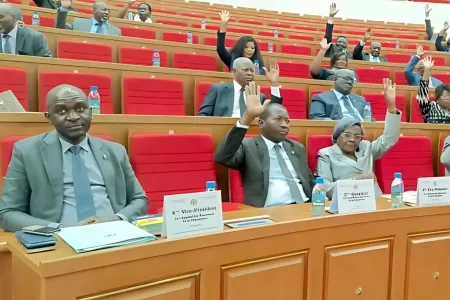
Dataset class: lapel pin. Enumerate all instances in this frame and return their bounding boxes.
[291,151,295,155]
[103,154,106,159]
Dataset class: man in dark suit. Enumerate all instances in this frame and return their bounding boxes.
[32,0,77,11]
[0,4,51,56]
[0,84,148,232]
[310,69,373,121]
[198,57,282,117]
[215,82,315,207]
[324,3,352,59]
[352,29,388,62]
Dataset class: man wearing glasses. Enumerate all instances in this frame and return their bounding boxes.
[310,69,373,120]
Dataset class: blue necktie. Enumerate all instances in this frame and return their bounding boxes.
[69,146,96,221]
[2,35,12,54]
[95,22,103,34]
[342,96,361,120]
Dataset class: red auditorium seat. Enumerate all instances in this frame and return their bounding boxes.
[362,94,407,122]
[191,24,220,31]
[156,20,188,27]
[204,37,237,48]
[0,67,28,111]
[433,57,447,66]
[77,7,92,14]
[394,71,409,86]
[306,135,333,173]
[404,44,430,51]
[381,41,397,48]
[180,12,205,19]
[288,34,315,41]
[22,14,55,27]
[384,53,411,64]
[39,72,113,113]
[227,27,254,34]
[172,53,217,71]
[240,19,264,25]
[119,27,156,39]
[129,134,218,213]
[278,62,310,79]
[410,93,435,123]
[195,82,213,112]
[281,44,312,56]
[258,31,285,38]
[57,41,112,63]
[375,136,434,193]
[210,16,234,22]
[374,33,394,38]
[267,22,291,28]
[229,135,300,203]
[355,68,390,84]
[258,41,277,52]
[162,32,199,44]
[152,8,177,15]
[346,30,366,35]
[398,34,419,40]
[119,47,169,67]
[122,77,184,115]
[433,73,450,83]
[294,25,317,31]
[260,87,307,119]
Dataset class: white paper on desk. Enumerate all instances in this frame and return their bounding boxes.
[58,221,156,253]
[330,179,376,214]
[417,177,450,207]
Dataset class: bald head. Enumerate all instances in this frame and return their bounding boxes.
[0,3,16,34]
[93,1,110,21]
[46,84,86,110]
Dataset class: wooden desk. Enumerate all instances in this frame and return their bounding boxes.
[1,200,450,299]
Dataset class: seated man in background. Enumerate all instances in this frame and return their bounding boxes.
[56,0,121,36]
[324,3,352,59]
[32,0,77,12]
[310,69,371,121]
[0,4,51,56]
[435,22,450,53]
[198,58,282,117]
[404,45,442,87]
[118,0,152,23]
[352,29,388,62]
[215,82,315,207]
[0,84,148,232]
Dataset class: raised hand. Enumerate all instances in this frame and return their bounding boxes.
[423,56,434,70]
[444,21,449,31]
[262,59,280,86]
[383,78,396,113]
[425,4,432,17]
[128,0,136,4]
[242,82,270,123]
[329,3,339,18]
[60,0,71,9]
[416,45,425,57]
[363,29,371,42]
[319,38,332,51]
[219,10,231,23]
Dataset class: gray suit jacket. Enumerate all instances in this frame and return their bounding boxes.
[310,91,375,121]
[0,26,51,57]
[55,9,122,36]
[0,131,148,232]
[215,125,315,207]
[441,136,450,176]
[315,111,401,199]
[197,82,283,117]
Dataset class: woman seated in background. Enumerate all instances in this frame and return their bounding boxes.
[310,38,358,82]
[315,79,401,199]
[416,56,450,124]
[217,10,266,75]
[118,0,152,23]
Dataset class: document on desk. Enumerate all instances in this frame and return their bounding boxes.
[58,221,156,253]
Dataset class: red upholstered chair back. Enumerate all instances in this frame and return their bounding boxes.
[433,73,450,83]
[227,27,254,34]
[362,94,407,122]
[278,62,310,79]
[204,37,236,47]
[229,135,300,203]
[384,53,411,64]
[57,41,113,63]
[260,87,307,119]
[280,44,312,56]
[410,94,435,123]
[288,34,315,41]
[119,47,169,67]
[22,14,55,27]
[0,67,28,111]
[355,68,390,84]
[119,27,156,40]
[122,77,184,115]
[157,20,187,27]
[172,53,217,71]
[306,135,333,174]
[162,32,199,44]
[39,72,113,113]
[195,82,213,113]
[375,136,434,193]
[394,71,408,86]
[258,41,277,52]
[129,134,216,213]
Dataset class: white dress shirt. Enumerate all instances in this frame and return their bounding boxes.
[134,15,152,23]
[332,89,363,121]
[369,54,380,63]
[1,24,18,54]
[236,121,309,206]
[231,80,281,117]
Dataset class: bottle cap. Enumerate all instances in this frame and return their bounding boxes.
[206,181,216,190]
[90,86,98,92]
[394,172,402,178]
[154,49,159,52]
[254,60,259,63]
[316,177,324,184]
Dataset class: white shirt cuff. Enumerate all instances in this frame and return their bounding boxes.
[328,18,334,24]
[415,55,421,58]
[360,41,365,46]
[116,213,128,222]
[425,17,430,21]
[236,120,249,129]
[270,86,281,97]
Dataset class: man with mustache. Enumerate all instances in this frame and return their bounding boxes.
[56,0,121,36]
[323,3,352,59]
[352,29,388,63]
[198,57,282,117]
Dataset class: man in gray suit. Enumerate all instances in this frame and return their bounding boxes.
[0,4,51,56]
[215,82,315,207]
[352,30,388,63]
[310,69,374,121]
[198,58,283,117]
[56,0,121,36]
[0,85,148,232]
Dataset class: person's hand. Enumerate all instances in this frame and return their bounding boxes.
[60,0,71,9]
[262,59,279,86]
[444,21,449,31]
[416,45,425,57]
[363,29,371,42]
[219,10,231,23]
[78,215,121,226]
[383,78,396,113]
[319,38,332,52]
[329,3,339,18]
[423,56,434,70]
[240,82,270,125]
[425,4,432,18]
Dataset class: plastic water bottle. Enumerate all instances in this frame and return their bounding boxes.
[254,60,260,75]
[268,40,273,53]
[88,86,101,114]
[396,41,400,49]
[127,10,134,20]
[206,181,216,191]
[152,50,160,67]
[312,177,326,217]
[32,11,40,26]
[187,31,193,44]
[274,29,279,38]
[391,173,404,208]
[363,102,372,122]
[201,18,207,30]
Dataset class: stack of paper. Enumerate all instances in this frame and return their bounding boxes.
[383,191,417,206]
[58,221,156,253]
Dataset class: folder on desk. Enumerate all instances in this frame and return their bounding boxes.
[58,221,156,253]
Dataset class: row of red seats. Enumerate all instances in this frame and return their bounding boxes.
[0,133,438,213]
[0,67,431,121]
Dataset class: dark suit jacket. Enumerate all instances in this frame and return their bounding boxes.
[324,22,352,59]
[352,43,388,62]
[0,26,51,57]
[197,82,283,117]
[32,0,77,11]
[215,126,315,207]
[310,91,375,121]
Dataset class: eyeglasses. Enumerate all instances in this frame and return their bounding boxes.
[341,132,363,141]
[336,76,355,83]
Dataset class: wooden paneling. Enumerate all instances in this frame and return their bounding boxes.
[404,231,450,300]
[221,252,307,300]
[0,242,11,300]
